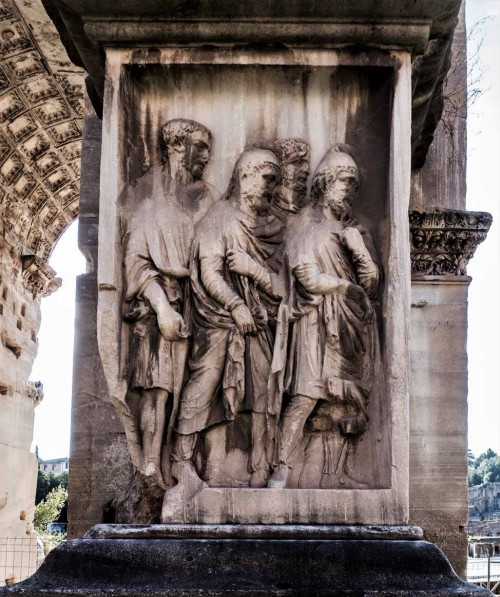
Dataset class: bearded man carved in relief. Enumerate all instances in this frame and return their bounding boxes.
[120,119,215,489]
[168,147,283,496]
[267,144,381,489]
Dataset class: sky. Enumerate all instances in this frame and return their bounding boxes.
[31,222,85,460]
[32,1,500,460]
[465,0,500,457]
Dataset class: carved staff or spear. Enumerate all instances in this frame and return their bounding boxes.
[161,337,188,486]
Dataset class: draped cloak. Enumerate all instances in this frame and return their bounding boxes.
[269,204,380,419]
[176,200,283,435]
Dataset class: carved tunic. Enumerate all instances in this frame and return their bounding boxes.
[275,204,379,409]
[121,166,214,391]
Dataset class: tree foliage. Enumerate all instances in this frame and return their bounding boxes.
[478,455,500,483]
[36,470,68,523]
[468,449,499,487]
[34,486,68,533]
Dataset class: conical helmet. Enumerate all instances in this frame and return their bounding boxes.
[314,143,359,184]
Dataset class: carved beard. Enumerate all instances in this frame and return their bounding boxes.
[242,191,271,216]
[328,194,353,221]
[292,183,307,209]
[181,149,206,181]
[191,162,205,181]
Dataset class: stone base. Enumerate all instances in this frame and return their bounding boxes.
[0,525,490,596]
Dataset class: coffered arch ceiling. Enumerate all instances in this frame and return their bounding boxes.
[0,0,83,269]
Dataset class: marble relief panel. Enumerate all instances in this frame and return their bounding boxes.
[109,62,395,510]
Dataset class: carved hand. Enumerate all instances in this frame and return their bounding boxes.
[227,249,273,295]
[157,308,189,340]
[231,303,257,335]
[227,249,257,277]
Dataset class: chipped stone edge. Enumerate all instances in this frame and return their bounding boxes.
[85,523,424,541]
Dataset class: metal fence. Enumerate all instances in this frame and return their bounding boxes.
[468,557,500,594]
[0,536,39,587]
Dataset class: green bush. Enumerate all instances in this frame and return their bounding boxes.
[34,486,68,534]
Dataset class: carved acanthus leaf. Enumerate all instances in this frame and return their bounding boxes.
[409,209,492,276]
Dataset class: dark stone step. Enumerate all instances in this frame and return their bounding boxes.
[0,527,492,596]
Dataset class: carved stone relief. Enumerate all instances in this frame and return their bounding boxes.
[96,56,406,524]
[119,119,215,489]
[116,118,385,515]
[410,209,492,276]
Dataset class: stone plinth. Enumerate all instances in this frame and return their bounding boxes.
[0,525,491,597]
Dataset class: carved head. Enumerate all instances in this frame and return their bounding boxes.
[311,144,360,219]
[272,138,310,213]
[232,148,281,215]
[160,119,212,181]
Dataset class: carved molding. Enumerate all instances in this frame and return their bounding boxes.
[409,209,492,276]
[21,253,61,297]
[44,0,461,168]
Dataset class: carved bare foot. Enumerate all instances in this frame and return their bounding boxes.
[267,465,289,489]
[249,469,270,488]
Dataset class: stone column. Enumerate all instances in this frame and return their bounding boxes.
[409,209,492,578]
[68,109,131,538]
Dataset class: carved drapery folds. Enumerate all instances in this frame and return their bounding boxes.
[97,51,410,524]
[117,119,385,510]
[409,209,492,276]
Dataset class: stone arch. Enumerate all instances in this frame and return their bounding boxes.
[0,0,83,294]
[0,0,83,586]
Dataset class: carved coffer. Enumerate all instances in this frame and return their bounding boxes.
[97,46,412,524]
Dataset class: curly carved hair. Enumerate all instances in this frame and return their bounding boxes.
[310,144,359,204]
[159,118,212,159]
[273,138,310,165]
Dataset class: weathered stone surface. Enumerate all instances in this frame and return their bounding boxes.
[0,235,42,586]
[86,523,425,541]
[93,45,411,525]
[56,0,486,583]
[0,1,84,576]
[409,209,492,276]
[45,0,461,168]
[409,275,471,579]
[68,111,132,539]
[0,532,491,597]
